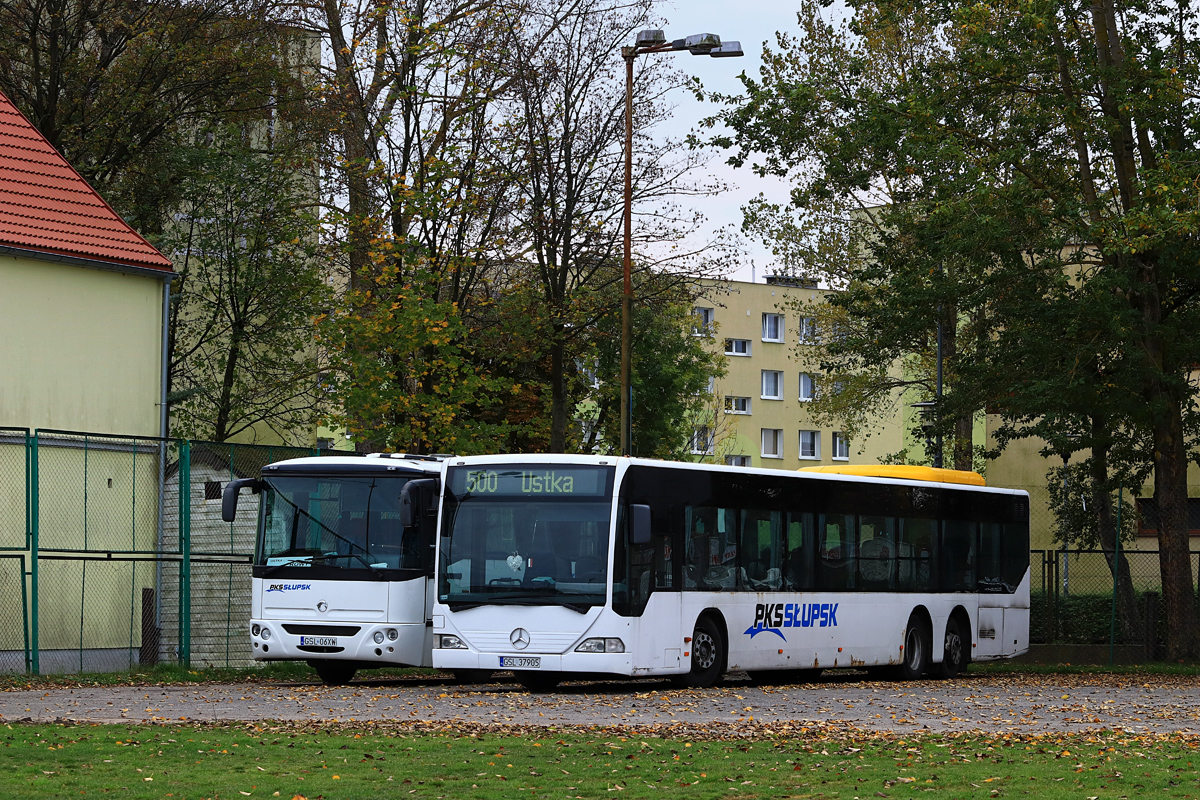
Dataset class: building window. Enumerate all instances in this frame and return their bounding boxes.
[690,426,715,455]
[799,372,815,401]
[724,396,751,414]
[725,338,751,356]
[799,430,821,459]
[762,313,784,342]
[726,455,750,467]
[761,370,783,400]
[832,432,850,460]
[761,428,783,459]
[693,307,714,335]
[1136,497,1200,537]
[798,316,818,344]
[203,481,223,501]
[706,376,716,394]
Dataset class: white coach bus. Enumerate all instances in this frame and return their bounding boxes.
[222,454,444,684]
[431,455,1029,690]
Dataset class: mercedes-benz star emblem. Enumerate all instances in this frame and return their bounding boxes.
[510,628,530,650]
[316,601,328,613]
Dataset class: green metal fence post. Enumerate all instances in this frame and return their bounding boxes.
[29,431,39,675]
[1109,486,1122,668]
[179,439,191,667]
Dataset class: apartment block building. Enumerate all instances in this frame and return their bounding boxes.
[691,276,908,470]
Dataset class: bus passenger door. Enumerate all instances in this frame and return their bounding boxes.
[629,508,682,673]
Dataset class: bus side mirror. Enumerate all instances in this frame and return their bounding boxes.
[221,478,263,523]
[631,504,652,545]
[400,478,439,528]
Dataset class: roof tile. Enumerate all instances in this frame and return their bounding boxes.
[0,90,173,272]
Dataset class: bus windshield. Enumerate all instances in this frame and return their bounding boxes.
[256,476,422,570]
[439,465,615,610]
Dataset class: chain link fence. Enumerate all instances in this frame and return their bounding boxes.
[1018,482,1200,657]
[0,429,318,674]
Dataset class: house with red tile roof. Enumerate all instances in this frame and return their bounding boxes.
[0,89,174,437]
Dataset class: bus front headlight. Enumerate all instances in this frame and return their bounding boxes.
[439,635,467,650]
[373,631,385,644]
[575,637,625,653]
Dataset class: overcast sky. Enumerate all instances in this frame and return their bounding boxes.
[649,2,804,283]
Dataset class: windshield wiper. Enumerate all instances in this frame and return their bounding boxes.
[318,552,385,578]
[446,594,592,614]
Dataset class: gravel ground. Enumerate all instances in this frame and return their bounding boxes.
[1,672,1196,732]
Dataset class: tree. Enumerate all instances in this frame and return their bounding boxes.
[714,0,1200,656]
[0,0,299,233]
[163,132,328,443]
[496,0,730,452]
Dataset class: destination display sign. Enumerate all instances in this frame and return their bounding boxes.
[449,465,612,498]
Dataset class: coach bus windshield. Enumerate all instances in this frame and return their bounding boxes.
[256,476,422,571]
[438,465,615,611]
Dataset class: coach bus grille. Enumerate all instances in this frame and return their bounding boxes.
[282,624,362,636]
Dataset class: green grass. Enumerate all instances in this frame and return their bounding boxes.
[2,723,1197,799]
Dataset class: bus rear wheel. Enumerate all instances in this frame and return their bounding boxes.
[892,614,929,681]
[934,616,968,679]
[681,616,725,688]
[310,660,357,686]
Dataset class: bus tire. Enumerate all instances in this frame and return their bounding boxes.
[451,670,493,685]
[516,672,561,693]
[310,661,357,686]
[893,614,929,680]
[935,616,967,679]
[682,616,725,688]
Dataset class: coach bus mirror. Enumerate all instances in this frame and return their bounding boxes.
[400,478,439,528]
[221,478,263,523]
[631,504,652,545]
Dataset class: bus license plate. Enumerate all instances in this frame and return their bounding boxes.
[500,656,540,669]
[300,636,337,647]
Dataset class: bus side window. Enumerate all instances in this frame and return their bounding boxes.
[785,512,814,590]
[818,513,855,590]
[857,515,896,589]
[898,517,934,591]
[941,519,976,592]
[684,506,736,591]
[739,509,782,590]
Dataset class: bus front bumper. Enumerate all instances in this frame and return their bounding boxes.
[250,619,427,666]
[434,647,634,675]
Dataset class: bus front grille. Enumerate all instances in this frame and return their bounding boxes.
[282,624,362,636]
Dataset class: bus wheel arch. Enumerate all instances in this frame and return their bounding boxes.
[935,606,971,679]
[680,610,727,688]
[893,607,932,681]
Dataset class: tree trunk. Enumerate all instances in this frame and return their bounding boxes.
[213,328,243,442]
[549,334,568,453]
[1151,400,1198,659]
[1088,423,1140,640]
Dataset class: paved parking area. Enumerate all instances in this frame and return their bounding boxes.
[1,672,1196,732]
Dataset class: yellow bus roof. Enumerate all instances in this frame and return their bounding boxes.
[797,464,986,486]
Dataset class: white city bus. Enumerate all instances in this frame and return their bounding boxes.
[223,454,446,684]
[431,455,1029,690]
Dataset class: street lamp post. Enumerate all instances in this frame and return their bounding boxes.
[619,30,743,457]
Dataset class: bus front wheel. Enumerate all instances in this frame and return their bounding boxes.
[682,617,725,688]
[893,615,929,680]
[310,660,357,686]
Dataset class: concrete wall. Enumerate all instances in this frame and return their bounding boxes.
[0,253,164,436]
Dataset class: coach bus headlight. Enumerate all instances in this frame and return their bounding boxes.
[260,627,271,641]
[439,635,467,650]
[373,631,385,644]
[386,628,398,641]
[251,624,260,637]
[575,638,625,654]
